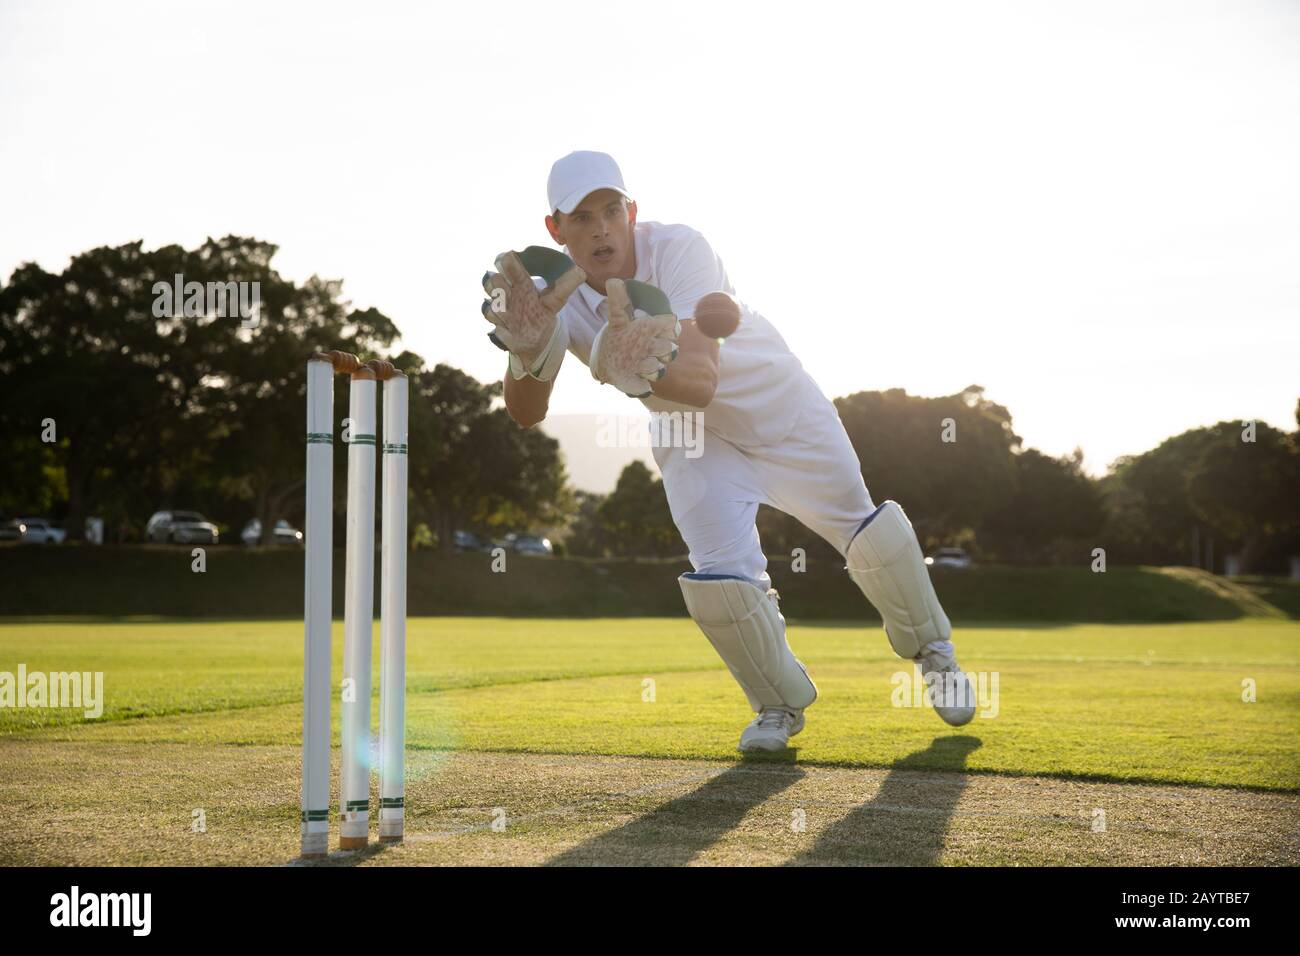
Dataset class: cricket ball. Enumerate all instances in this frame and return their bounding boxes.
[693,292,741,339]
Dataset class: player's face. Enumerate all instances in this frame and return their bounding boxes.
[548,189,636,291]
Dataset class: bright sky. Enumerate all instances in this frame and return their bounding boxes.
[2,0,1297,481]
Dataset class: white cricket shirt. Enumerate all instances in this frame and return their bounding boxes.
[557,220,819,447]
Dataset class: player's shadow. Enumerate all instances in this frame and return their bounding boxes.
[786,735,981,865]
[545,763,806,866]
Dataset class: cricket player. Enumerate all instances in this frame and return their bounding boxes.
[481,150,975,752]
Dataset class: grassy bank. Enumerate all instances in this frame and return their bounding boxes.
[1,544,1296,621]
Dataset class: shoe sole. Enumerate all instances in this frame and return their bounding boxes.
[936,709,975,727]
[738,739,789,753]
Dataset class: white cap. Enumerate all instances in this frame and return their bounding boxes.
[547,151,631,215]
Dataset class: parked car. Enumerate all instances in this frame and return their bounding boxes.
[452,530,492,553]
[146,510,220,545]
[925,547,972,569]
[505,532,554,557]
[1,518,65,544]
[241,518,304,547]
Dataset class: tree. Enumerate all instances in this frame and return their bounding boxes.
[755,505,840,561]
[833,384,1019,547]
[1102,426,1232,566]
[406,363,571,552]
[196,245,401,547]
[563,490,612,557]
[1186,422,1300,572]
[598,461,679,557]
[1099,414,1300,573]
[0,236,573,552]
[0,240,230,539]
[983,447,1105,563]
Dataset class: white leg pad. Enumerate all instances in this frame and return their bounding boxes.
[678,573,817,712]
[845,500,951,659]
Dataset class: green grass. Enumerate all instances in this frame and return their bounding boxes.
[2,617,1297,790]
[1238,575,1300,618]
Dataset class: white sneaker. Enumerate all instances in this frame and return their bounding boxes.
[914,650,976,726]
[739,706,806,752]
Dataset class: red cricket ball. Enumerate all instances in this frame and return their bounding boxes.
[693,292,741,339]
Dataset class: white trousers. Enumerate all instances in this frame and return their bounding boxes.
[654,387,958,669]
[652,388,875,591]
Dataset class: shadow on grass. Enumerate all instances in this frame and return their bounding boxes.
[543,736,983,866]
[291,840,398,868]
[786,735,982,865]
[545,762,806,866]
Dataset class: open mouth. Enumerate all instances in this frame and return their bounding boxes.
[593,246,614,263]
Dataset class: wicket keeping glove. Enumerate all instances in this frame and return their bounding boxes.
[589,278,681,398]
[481,246,585,382]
